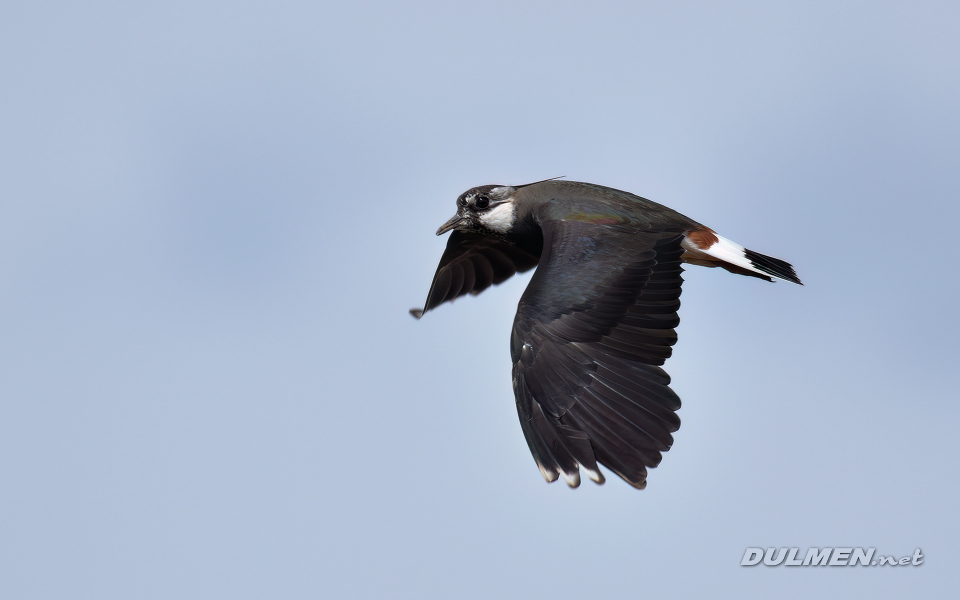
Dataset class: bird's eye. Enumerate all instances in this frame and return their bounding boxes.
[476,195,490,209]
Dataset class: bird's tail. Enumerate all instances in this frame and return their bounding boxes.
[681,228,802,284]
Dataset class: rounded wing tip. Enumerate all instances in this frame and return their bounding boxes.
[561,470,582,488]
[540,465,607,488]
[584,467,606,486]
[409,308,424,319]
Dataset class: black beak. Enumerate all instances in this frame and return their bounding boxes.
[436,214,467,235]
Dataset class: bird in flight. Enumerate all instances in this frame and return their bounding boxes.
[412,179,801,489]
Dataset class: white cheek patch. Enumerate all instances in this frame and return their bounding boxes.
[478,201,516,233]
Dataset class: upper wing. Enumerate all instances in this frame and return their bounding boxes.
[411,230,540,318]
[511,220,685,488]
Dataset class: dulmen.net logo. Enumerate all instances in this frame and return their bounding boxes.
[741,548,924,567]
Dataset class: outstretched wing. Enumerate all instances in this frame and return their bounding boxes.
[511,220,685,488]
[411,231,540,318]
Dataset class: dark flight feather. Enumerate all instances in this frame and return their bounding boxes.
[410,231,540,318]
[510,223,686,489]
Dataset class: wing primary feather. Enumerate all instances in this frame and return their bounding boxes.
[412,232,543,317]
[564,407,651,489]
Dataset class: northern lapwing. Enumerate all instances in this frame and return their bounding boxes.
[412,179,801,489]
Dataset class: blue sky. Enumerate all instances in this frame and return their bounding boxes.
[2,2,958,598]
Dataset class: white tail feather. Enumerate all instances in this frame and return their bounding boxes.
[682,233,768,278]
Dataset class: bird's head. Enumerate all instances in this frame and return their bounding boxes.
[436,185,518,236]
